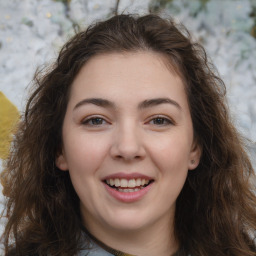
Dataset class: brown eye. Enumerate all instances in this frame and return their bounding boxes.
[82,117,107,126]
[149,117,172,126]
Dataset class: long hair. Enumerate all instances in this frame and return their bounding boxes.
[1,14,256,256]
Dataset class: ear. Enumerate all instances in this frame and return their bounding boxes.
[188,140,201,170]
[56,151,69,171]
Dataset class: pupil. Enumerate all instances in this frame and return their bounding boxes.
[92,118,102,125]
[154,118,163,124]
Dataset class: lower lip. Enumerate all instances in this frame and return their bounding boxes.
[103,183,153,203]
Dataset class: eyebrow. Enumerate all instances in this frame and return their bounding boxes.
[73,97,181,111]
[74,98,116,110]
[138,98,181,110]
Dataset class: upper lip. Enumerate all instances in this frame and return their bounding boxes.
[102,172,154,181]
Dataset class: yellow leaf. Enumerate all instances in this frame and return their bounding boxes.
[0,92,20,159]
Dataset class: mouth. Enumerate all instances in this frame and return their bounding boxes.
[104,178,154,193]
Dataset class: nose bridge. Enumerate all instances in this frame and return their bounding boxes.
[111,118,145,160]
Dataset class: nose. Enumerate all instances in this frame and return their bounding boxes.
[110,123,146,161]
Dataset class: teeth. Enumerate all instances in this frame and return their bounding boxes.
[110,179,115,186]
[120,179,128,187]
[105,178,151,188]
[128,179,136,188]
[118,188,141,192]
[114,178,120,187]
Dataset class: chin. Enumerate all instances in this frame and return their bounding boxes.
[103,210,154,232]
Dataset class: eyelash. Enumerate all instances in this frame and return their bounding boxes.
[81,116,174,127]
[81,116,108,126]
[147,116,174,126]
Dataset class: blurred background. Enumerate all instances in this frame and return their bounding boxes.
[0,0,256,249]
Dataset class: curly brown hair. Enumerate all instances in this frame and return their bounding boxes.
[1,14,256,256]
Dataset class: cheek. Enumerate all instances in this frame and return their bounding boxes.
[64,134,111,205]
[63,132,111,174]
[151,137,190,203]
[149,133,192,172]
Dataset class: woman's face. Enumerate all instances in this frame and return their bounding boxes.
[56,52,200,237]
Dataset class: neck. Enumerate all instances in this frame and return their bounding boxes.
[83,212,178,256]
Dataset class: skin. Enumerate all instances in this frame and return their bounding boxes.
[56,51,201,256]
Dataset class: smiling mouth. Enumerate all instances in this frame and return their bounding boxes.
[104,178,154,192]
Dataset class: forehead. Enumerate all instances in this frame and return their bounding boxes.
[68,51,188,109]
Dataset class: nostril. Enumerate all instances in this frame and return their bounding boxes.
[114,154,141,160]
[115,155,123,159]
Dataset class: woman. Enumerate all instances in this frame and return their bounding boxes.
[1,14,256,256]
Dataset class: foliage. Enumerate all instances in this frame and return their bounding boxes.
[250,5,256,38]
[150,0,256,39]
[149,0,210,14]
[52,0,71,4]
[149,0,174,13]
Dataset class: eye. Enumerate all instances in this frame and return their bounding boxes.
[81,116,108,126]
[148,116,174,126]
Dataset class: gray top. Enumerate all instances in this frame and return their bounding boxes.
[77,240,191,256]
[77,231,130,256]
[78,230,191,256]
[77,243,114,256]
